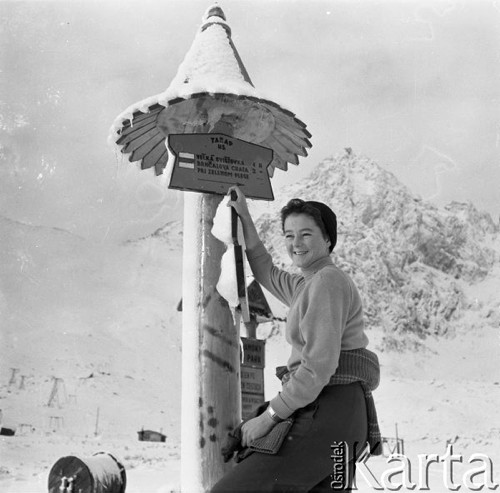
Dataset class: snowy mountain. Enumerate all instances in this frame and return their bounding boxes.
[124,219,183,251]
[1,214,183,374]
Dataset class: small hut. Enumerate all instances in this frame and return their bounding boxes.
[137,428,166,442]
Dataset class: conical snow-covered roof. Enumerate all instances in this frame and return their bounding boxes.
[111,5,312,178]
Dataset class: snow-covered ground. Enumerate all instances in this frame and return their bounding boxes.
[2,303,499,492]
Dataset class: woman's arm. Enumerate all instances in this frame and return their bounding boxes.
[226,185,261,250]
[227,186,301,307]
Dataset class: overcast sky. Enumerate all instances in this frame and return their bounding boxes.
[1,0,499,242]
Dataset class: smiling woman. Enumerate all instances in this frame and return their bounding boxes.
[213,186,382,492]
[281,198,336,270]
[284,214,329,269]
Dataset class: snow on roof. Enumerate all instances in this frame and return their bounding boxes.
[109,4,312,178]
[109,5,298,136]
[110,6,257,134]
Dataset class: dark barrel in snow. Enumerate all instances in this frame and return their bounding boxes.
[47,452,126,493]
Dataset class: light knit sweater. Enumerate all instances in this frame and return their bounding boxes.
[246,241,369,419]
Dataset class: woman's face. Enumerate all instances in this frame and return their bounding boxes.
[283,213,331,270]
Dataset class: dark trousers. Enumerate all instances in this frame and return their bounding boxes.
[211,382,368,493]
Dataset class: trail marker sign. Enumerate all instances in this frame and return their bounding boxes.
[240,365,264,395]
[240,337,266,419]
[240,337,265,368]
[168,133,274,200]
[242,393,264,419]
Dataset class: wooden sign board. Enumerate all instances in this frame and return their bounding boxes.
[241,393,265,420]
[240,365,264,395]
[240,337,265,369]
[168,133,274,200]
[240,338,266,419]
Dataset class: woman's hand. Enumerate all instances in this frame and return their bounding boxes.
[227,185,251,220]
[226,185,261,250]
[241,411,276,448]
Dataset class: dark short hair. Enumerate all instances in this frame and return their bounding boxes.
[280,198,337,252]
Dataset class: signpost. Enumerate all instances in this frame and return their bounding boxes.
[240,337,266,419]
[168,133,274,200]
[240,337,266,368]
[111,5,311,491]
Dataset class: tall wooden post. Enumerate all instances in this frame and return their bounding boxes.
[181,190,241,492]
